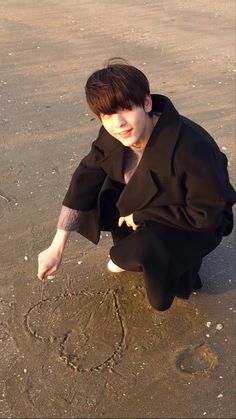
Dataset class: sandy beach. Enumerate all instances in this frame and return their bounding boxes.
[0,1,235,417]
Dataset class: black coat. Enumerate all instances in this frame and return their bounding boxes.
[63,94,236,244]
[63,95,236,310]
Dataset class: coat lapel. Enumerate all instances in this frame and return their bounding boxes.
[116,165,159,215]
[97,133,125,184]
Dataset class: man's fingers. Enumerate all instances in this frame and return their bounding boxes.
[118,217,124,227]
[37,264,51,280]
[38,265,57,280]
[37,272,45,281]
[119,218,138,229]
[119,215,140,230]
[37,267,48,280]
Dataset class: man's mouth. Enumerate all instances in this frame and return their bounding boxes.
[117,128,132,137]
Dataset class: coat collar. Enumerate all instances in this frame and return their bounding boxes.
[97,94,182,214]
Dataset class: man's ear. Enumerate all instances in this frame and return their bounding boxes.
[144,95,152,113]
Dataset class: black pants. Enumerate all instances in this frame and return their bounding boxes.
[101,196,222,311]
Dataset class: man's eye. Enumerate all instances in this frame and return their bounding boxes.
[101,114,111,119]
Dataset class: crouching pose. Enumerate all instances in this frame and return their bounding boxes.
[37,59,236,311]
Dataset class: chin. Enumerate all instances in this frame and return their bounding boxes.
[122,141,136,147]
[122,137,138,147]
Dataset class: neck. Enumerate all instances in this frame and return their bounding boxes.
[132,114,159,149]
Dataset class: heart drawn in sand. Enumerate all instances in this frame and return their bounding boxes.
[25,290,126,373]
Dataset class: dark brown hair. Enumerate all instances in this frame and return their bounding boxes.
[85,58,151,116]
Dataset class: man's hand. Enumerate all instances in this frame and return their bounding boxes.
[37,246,63,280]
[37,229,70,280]
[118,213,139,230]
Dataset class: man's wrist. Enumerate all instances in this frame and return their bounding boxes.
[50,229,70,252]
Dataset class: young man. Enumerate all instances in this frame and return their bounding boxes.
[37,59,236,311]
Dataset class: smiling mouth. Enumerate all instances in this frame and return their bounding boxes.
[117,129,132,136]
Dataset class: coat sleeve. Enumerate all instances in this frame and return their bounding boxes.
[62,130,106,211]
[173,140,230,230]
[134,139,233,231]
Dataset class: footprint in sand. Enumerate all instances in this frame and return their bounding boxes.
[176,342,218,374]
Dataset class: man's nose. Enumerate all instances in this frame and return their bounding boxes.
[114,113,126,127]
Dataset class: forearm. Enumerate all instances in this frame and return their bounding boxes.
[50,229,71,252]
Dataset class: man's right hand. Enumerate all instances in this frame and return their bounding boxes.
[37,246,62,280]
[37,229,70,280]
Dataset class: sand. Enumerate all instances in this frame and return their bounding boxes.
[0,0,235,418]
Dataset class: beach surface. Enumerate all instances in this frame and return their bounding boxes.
[0,1,235,418]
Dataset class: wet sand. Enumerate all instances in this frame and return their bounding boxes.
[0,1,235,418]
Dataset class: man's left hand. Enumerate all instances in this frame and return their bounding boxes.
[118,213,139,230]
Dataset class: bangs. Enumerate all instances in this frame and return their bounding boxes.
[85,62,150,117]
[87,83,136,116]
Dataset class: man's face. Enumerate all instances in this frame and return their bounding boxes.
[100,96,152,147]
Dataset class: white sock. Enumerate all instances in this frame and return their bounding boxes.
[107,259,125,273]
